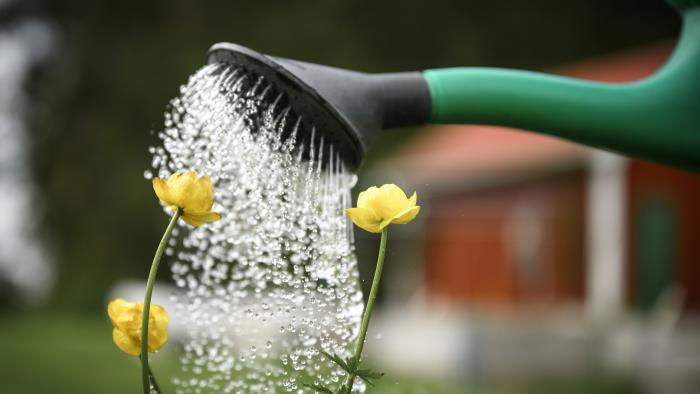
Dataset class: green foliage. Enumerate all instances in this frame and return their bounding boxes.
[305,351,384,393]
[355,368,386,387]
[0,312,180,393]
[322,351,355,374]
[146,362,163,394]
[302,382,336,394]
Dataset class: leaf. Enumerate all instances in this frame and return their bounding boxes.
[355,369,384,380]
[345,355,359,371]
[337,385,351,394]
[318,351,384,391]
[355,368,385,387]
[147,364,162,394]
[139,356,161,394]
[321,351,353,374]
[302,382,335,394]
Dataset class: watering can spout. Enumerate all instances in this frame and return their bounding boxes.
[425,4,700,171]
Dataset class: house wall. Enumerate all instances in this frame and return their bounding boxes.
[626,160,700,311]
[424,171,586,309]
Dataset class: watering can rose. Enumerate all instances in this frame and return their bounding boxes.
[152,171,222,226]
[108,298,169,356]
[345,184,420,233]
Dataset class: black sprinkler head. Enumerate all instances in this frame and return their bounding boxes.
[207,43,431,170]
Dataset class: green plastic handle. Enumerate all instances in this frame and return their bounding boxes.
[424,6,700,172]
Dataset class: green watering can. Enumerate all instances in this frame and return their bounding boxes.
[207,0,700,171]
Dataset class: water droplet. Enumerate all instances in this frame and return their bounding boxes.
[149,63,364,393]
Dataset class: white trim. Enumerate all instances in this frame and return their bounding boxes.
[585,150,627,320]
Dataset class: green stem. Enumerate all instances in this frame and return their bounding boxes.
[141,208,181,394]
[341,227,388,392]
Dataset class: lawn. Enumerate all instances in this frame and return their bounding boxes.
[0,312,180,393]
[0,312,633,393]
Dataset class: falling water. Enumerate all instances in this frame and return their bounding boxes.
[149,63,364,393]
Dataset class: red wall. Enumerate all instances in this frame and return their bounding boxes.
[626,160,700,311]
[424,172,586,309]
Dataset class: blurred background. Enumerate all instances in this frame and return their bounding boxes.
[1,0,698,393]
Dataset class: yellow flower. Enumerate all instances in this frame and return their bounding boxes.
[152,171,222,226]
[107,298,169,356]
[346,184,420,233]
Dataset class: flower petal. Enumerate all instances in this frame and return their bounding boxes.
[179,175,211,212]
[147,304,169,352]
[407,191,417,207]
[356,186,380,210]
[346,207,383,233]
[368,184,410,221]
[113,328,141,356]
[108,299,170,355]
[158,171,218,217]
[107,298,127,322]
[152,178,175,206]
[391,205,421,224]
[182,210,222,227]
[167,171,196,207]
[195,176,215,210]
[108,298,139,333]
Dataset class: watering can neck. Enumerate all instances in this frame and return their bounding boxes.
[661,5,700,74]
[423,4,700,172]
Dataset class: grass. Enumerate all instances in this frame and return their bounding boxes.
[0,312,634,393]
[0,311,179,394]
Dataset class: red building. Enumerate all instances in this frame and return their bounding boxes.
[386,41,700,314]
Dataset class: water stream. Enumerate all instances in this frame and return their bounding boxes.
[149,63,364,393]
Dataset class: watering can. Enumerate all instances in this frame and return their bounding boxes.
[207,0,699,172]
